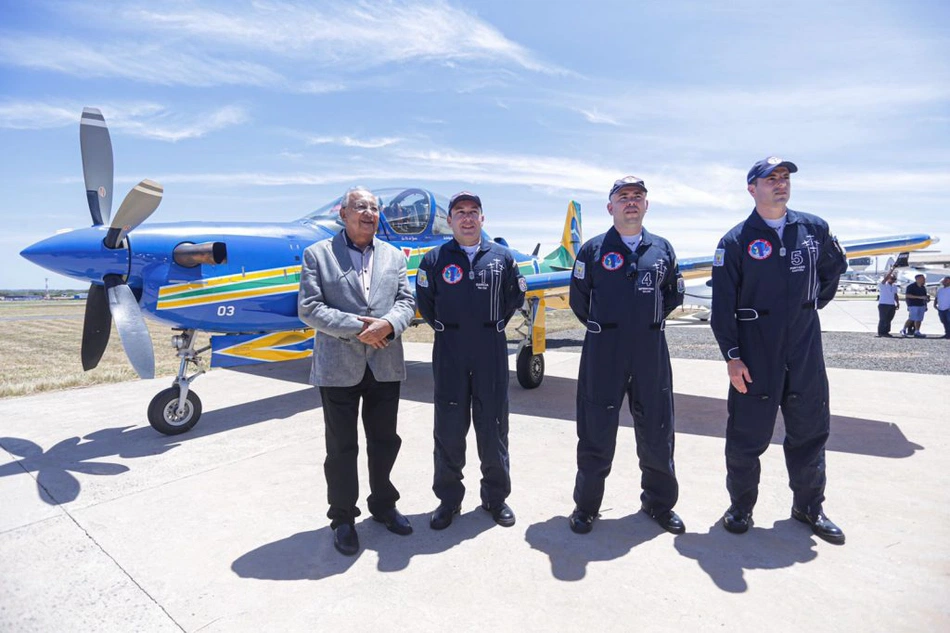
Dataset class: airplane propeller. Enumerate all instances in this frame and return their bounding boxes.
[78,108,160,379]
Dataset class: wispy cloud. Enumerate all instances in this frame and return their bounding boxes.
[0,1,565,89]
[577,109,620,126]
[307,135,403,149]
[0,34,283,87]
[0,101,249,141]
[124,0,566,74]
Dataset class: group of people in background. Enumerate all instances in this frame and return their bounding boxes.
[297,155,854,557]
[877,273,950,339]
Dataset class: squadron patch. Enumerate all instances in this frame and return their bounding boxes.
[676,277,685,293]
[417,269,428,288]
[747,239,773,260]
[442,264,463,284]
[601,252,624,271]
[518,277,528,292]
[713,248,725,267]
[573,260,586,280]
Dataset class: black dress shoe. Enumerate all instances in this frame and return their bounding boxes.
[372,507,413,536]
[792,507,845,545]
[333,523,359,556]
[569,507,596,534]
[722,506,753,534]
[482,501,516,527]
[430,502,461,530]
[642,504,685,534]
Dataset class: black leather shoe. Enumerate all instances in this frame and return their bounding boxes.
[482,501,516,527]
[642,504,685,534]
[372,507,413,536]
[430,503,461,530]
[333,523,359,556]
[722,506,753,534]
[792,507,845,545]
[569,507,596,534]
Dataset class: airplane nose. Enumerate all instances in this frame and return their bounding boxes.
[20,227,129,283]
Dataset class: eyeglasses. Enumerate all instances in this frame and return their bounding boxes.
[347,202,379,214]
[625,252,641,279]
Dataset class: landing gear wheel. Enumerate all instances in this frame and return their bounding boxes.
[147,387,202,435]
[516,346,544,389]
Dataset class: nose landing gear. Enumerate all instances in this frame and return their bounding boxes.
[147,329,208,435]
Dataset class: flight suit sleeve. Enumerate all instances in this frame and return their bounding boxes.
[816,227,848,309]
[569,245,593,324]
[662,243,685,319]
[500,252,527,325]
[380,254,415,339]
[710,237,742,361]
[415,250,437,328]
[297,245,364,337]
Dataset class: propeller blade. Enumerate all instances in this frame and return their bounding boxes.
[104,179,163,249]
[105,275,155,379]
[81,283,111,371]
[80,108,114,226]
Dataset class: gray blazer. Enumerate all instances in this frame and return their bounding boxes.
[298,231,416,387]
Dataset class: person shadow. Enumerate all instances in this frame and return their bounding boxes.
[673,518,818,593]
[231,509,494,581]
[524,512,665,581]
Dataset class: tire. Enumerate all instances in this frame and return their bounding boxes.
[516,346,544,389]
[147,387,202,435]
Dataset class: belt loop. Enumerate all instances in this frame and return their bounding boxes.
[433,319,445,332]
[736,308,759,321]
[586,320,602,334]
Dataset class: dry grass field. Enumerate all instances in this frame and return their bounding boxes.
[1,299,632,399]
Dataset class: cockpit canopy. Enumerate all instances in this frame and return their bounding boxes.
[302,187,453,237]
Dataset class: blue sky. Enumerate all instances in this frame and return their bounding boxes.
[2,0,948,289]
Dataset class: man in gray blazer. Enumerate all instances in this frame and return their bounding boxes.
[298,186,416,556]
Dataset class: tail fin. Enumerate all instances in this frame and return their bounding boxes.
[543,200,582,270]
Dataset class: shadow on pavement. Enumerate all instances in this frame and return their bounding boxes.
[231,510,494,580]
[524,512,664,581]
[673,519,820,593]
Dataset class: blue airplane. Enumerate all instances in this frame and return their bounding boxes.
[20,109,938,436]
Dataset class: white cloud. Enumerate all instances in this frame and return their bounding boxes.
[0,34,283,87]
[0,100,249,141]
[577,109,619,126]
[307,135,403,149]
[0,1,565,89]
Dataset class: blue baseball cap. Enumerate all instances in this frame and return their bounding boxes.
[747,156,798,184]
[609,176,648,198]
[448,191,481,212]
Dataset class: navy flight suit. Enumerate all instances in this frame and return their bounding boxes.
[416,238,526,508]
[710,208,848,515]
[569,226,684,516]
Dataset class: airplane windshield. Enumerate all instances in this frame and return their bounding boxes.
[301,188,454,237]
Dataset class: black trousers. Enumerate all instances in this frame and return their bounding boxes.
[877,304,897,335]
[319,366,402,528]
[431,333,511,507]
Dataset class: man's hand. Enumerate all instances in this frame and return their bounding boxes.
[727,359,752,394]
[357,316,394,349]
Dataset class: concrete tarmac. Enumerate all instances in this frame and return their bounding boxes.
[2,315,949,631]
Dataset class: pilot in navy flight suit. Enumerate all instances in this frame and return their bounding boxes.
[568,176,686,536]
[415,191,526,530]
[710,157,848,544]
